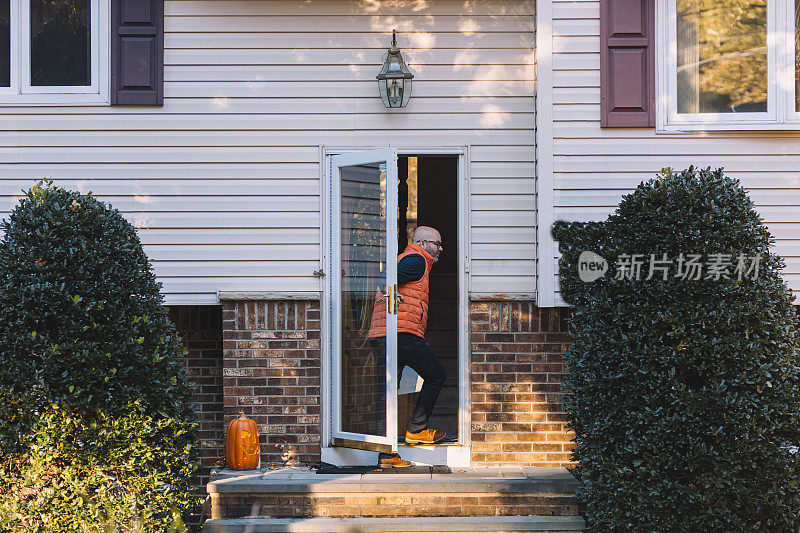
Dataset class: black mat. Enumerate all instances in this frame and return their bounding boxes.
[316,463,451,474]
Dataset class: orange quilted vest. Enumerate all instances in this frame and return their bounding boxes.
[367,243,435,339]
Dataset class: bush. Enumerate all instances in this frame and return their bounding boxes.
[0,180,198,531]
[552,167,800,531]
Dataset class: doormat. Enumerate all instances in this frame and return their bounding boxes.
[316,463,451,474]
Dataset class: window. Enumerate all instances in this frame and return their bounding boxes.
[0,0,108,104]
[657,0,800,130]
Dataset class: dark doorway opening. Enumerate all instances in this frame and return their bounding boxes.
[397,155,459,441]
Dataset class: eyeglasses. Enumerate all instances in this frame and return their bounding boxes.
[417,239,442,249]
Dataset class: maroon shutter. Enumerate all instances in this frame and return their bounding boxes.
[111,0,164,105]
[600,0,655,127]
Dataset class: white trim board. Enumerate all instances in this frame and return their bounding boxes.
[217,291,321,301]
[535,0,556,308]
[457,146,471,449]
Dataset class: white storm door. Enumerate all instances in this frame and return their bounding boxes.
[330,149,399,453]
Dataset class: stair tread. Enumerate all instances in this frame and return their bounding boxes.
[203,515,586,532]
[208,466,578,494]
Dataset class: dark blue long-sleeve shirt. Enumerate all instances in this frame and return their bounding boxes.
[398,254,425,285]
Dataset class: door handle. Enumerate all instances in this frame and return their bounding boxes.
[385,284,393,314]
[393,284,399,314]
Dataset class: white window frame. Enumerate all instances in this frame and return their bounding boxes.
[656,0,800,131]
[0,0,109,105]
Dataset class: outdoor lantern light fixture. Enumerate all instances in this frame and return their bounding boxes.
[376,29,414,108]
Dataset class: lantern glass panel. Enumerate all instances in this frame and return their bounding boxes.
[378,79,389,107]
[401,78,412,107]
[389,79,402,107]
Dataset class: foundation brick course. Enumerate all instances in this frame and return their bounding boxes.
[469,302,575,468]
[222,299,322,466]
[211,491,579,519]
[214,297,576,470]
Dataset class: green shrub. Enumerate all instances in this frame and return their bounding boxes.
[552,167,800,531]
[0,180,198,531]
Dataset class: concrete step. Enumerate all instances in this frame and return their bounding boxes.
[208,466,578,494]
[206,467,581,523]
[203,515,586,532]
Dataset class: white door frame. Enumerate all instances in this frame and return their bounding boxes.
[320,146,471,467]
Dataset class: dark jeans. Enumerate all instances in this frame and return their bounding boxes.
[372,332,447,459]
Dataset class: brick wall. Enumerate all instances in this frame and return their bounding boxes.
[212,490,579,519]
[216,298,574,469]
[169,305,224,487]
[469,302,575,467]
[222,299,321,465]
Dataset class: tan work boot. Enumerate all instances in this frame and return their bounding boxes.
[377,453,412,468]
[405,428,446,445]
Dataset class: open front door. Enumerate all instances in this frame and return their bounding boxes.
[330,149,399,453]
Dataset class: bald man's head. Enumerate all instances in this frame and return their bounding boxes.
[412,226,442,262]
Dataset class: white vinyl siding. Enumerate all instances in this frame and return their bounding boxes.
[0,0,535,304]
[539,0,800,305]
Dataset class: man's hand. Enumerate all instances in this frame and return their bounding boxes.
[396,292,404,304]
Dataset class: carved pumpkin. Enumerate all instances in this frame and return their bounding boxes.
[226,412,260,470]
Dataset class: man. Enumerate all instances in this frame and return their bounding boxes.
[367,226,448,468]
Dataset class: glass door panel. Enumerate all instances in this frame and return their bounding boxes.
[330,149,398,452]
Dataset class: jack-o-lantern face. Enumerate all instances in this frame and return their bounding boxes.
[240,429,259,456]
[226,413,260,470]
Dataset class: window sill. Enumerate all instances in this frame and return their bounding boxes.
[0,93,110,106]
[657,122,800,134]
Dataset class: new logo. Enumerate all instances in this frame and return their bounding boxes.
[578,251,608,282]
